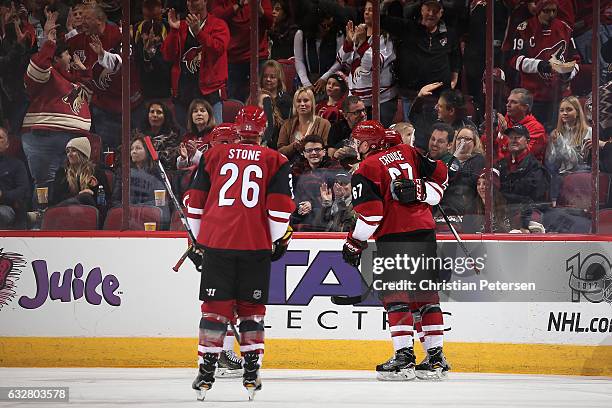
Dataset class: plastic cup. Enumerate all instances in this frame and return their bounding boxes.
[144,222,157,231]
[36,187,49,205]
[154,190,166,206]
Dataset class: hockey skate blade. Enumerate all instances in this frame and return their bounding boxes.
[376,368,416,381]
[216,367,244,378]
[195,387,210,401]
[415,368,448,381]
[245,384,259,401]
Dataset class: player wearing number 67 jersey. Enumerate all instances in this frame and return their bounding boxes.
[342,121,451,381]
[184,106,296,401]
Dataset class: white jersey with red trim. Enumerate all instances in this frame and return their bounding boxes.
[350,144,448,241]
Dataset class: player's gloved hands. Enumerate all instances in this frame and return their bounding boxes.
[391,178,426,204]
[271,225,293,261]
[342,234,368,267]
[537,60,552,76]
[187,244,204,272]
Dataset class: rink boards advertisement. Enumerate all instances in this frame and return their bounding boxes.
[0,235,611,375]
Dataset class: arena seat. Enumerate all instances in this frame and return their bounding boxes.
[557,171,594,209]
[222,99,245,123]
[103,205,162,230]
[42,205,99,230]
[169,209,187,231]
[598,209,612,234]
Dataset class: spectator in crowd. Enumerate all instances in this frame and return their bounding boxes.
[134,5,171,101]
[259,59,292,119]
[338,2,398,127]
[389,121,415,147]
[315,72,348,124]
[162,0,229,127]
[573,1,612,82]
[64,3,87,38]
[0,126,29,229]
[427,122,455,165]
[177,99,216,169]
[49,137,109,210]
[381,0,461,121]
[211,0,273,101]
[496,124,549,233]
[111,134,166,208]
[268,0,298,60]
[290,134,342,231]
[316,171,356,232]
[247,89,284,149]
[293,9,343,95]
[140,101,180,170]
[489,88,546,163]
[471,168,511,233]
[408,81,443,150]
[278,87,331,162]
[67,4,144,150]
[507,0,580,130]
[463,0,507,117]
[436,89,477,134]
[440,126,485,215]
[546,95,592,205]
[22,14,92,207]
[327,95,366,157]
[0,0,34,134]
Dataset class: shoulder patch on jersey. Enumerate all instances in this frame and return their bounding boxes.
[517,21,527,31]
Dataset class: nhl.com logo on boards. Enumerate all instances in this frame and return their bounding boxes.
[0,248,121,311]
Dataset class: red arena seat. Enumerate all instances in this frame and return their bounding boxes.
[41,205,99,230]
[103,206,162,230]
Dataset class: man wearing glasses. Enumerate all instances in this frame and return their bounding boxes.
[327,95,368,161]
[508,0,580,130]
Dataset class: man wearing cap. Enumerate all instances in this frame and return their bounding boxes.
[508,0,580,129]
[496,124,549,233]
[381,0,461,121]
[492,88,546,163]
[0,127,29,229]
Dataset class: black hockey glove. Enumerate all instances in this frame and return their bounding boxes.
[342,234,368,267]
[391,178,427,204]
[271,226,293,261]
[187,245,204,272]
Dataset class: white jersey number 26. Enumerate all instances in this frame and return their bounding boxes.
[218,163,263,208]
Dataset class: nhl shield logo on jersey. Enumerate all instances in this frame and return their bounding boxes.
[253,290,262,300]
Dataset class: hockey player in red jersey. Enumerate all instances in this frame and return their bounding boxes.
[508,0,580,129]
[342,120,451,381]
[184,106,295,400]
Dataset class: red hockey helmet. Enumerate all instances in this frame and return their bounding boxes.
[383,129,403,148]
[210,123,238,145]
[235,105,267,139]
[351,120,386,151]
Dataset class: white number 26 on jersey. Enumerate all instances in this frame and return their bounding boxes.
[218,163,263,208]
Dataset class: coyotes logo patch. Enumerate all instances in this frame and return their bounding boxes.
[62,85,88,115]
[182,46,202,75]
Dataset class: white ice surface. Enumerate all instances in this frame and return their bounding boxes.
[0,368,610,408]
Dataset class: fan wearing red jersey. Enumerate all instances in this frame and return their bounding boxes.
[341,120,450,381]
[184,106,295,401]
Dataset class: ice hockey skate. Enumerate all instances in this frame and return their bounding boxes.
[415,347,450,380]
[375,347,416,381]
[216,349,244,378]
[242,352,262,400]
[192,353,218,400]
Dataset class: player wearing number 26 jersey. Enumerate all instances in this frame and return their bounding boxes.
[184,106,295,401]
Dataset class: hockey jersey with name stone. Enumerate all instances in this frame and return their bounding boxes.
[185,142,296,251]
[508,15,579,102]
[351,144,448,240]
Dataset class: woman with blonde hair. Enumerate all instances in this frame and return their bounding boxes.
[50,137,110,210]
[278,87,331,161]
[439,126,485,216]
[259,59,292,119]
[546,96,592,205]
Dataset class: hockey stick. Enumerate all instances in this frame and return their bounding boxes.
[143,136,198,272]
[436,205,480,275]
[330,281,374,305]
